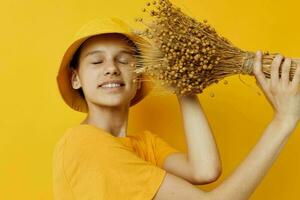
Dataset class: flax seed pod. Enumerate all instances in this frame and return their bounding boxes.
[133,0,300,96]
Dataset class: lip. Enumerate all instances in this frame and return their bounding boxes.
[99,86,125,93]
[98,82,125,93]
[98,80,125,87]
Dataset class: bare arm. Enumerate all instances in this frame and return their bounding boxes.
[154,119,295,200]
[153,52,300,200]
[174,93,222,182]
[162,90,221,185]
[209,116,296,200]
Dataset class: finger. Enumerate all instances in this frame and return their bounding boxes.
[253,51,268,89]
[256,80,267,95]
[281,57,291,88]
[271,54,283,89]
[291,62,300,90]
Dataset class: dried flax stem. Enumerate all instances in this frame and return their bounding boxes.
[133,0,299,95]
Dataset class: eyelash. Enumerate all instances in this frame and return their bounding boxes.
[119,60,129,64]
[92,61,103,64]
[92,60,129,65]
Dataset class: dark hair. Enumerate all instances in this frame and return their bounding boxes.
[69,33,142,100]
[70,43,85,98]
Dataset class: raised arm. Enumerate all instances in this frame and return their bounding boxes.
[164,93,222,184]
[153,51,300,200]
[161,88,222,185]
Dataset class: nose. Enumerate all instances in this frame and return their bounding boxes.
[104,61,121,76]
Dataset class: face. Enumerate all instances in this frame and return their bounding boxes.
[71,33,141,108]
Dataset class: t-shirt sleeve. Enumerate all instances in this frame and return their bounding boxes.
[144,130,181,168]
[61,129,167,200]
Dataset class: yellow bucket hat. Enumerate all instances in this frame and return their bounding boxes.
[56,17,154,113]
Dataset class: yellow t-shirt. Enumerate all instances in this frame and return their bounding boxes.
[53,124,181,200]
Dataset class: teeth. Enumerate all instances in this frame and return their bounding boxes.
[101,83,122,88]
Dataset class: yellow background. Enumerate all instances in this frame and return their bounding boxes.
[1,0,300,199]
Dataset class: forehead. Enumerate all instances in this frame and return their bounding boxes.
[80,33,136,55]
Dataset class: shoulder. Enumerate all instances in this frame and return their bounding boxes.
[131,130,166,148]
[141,129,161,141]
[53,124,116,157]
[130,129,156,142]
[67,124,117,144]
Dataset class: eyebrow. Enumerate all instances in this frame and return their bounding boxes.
[83,49,134,58]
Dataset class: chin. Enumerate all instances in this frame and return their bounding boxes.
[89,90,136,107]
[97,97,130,107]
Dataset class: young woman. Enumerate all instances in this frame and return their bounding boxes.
[53,17,300,200]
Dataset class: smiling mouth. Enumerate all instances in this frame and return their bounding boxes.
[98,83,125,88]
[98,83,125,92]
[99,85,125,89]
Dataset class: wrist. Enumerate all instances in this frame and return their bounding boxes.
[272,114,298,132]
[176,93,198,101]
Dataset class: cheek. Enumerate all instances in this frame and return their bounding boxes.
[79,71,99,93]
[121,73,138,97]
[128,78,139,98]
[124,74,137,90]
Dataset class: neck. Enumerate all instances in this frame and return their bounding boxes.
[81,102,130,138]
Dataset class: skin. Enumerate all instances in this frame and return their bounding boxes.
[171,94,222,183]
[70,33,222,185]
[71,33,141,138]
[70,34,300,199]
[152,51,300,200]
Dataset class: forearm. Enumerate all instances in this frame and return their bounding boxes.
[177,94,221,179]
[209,117,297,200]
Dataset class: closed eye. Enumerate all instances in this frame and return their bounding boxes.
[118,60,129,64]
[92,61,103,64]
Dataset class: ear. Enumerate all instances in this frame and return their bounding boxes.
[71,69,82,89]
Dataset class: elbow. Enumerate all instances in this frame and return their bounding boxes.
[192,168,222,185]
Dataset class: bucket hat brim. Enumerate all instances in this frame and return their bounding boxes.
[56,17,154,113]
